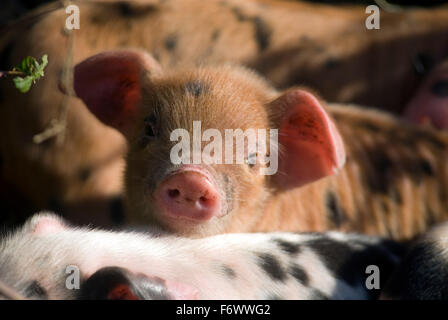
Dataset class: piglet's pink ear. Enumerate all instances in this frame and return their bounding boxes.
[73,50,161,135]
[27,212,67,234]
[273,89,345,190]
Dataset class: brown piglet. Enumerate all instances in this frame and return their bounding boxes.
[73,50,448,239]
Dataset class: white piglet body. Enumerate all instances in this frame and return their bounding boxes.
[0,213,403,300]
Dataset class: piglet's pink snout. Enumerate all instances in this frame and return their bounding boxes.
[155,170,221,222]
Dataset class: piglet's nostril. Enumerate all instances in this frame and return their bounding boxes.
[167,189,180,198]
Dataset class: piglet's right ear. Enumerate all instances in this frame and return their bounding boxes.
[73,50,161,135]
[271,89,346,190]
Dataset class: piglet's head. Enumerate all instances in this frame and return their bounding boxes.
[73,50,345,236]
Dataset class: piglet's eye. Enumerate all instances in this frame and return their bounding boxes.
[143,115,157,138]
[246,153,257,168]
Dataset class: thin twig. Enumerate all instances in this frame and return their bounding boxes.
[0,70,26,77]
[33,119,66,144]
[33,0,74,145]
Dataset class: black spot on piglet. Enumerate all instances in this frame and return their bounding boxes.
[78,167,92,182]
[431,80,448,97]
[325,57,340,69]
[109,196,125,225]
[307,238,357,284]
[325,191,346,228]
[420,159,434,176]
[253,16,272,52]
[289,264,309,286]
[24,281,47,299]
[164,35,178,51]
[273,239,301,256]
[256,253,286,282]
[231,7,250,21]
[117,1,157,18]
[211,29,221,42]
[184,80,207,98]
[412,53,434,76]
[222,265,237,279]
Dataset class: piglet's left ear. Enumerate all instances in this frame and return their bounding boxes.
[72,50,161,136]
[27,212,68,234]
[271,89,345,190]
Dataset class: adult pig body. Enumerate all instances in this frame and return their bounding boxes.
[1,0,448,225]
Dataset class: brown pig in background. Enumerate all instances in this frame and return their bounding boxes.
[72,50,448,239]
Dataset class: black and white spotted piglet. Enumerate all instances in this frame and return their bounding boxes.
[0,213,404,300]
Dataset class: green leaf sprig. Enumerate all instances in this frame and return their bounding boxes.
[12,54,48,93]
[0,55,49,93]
